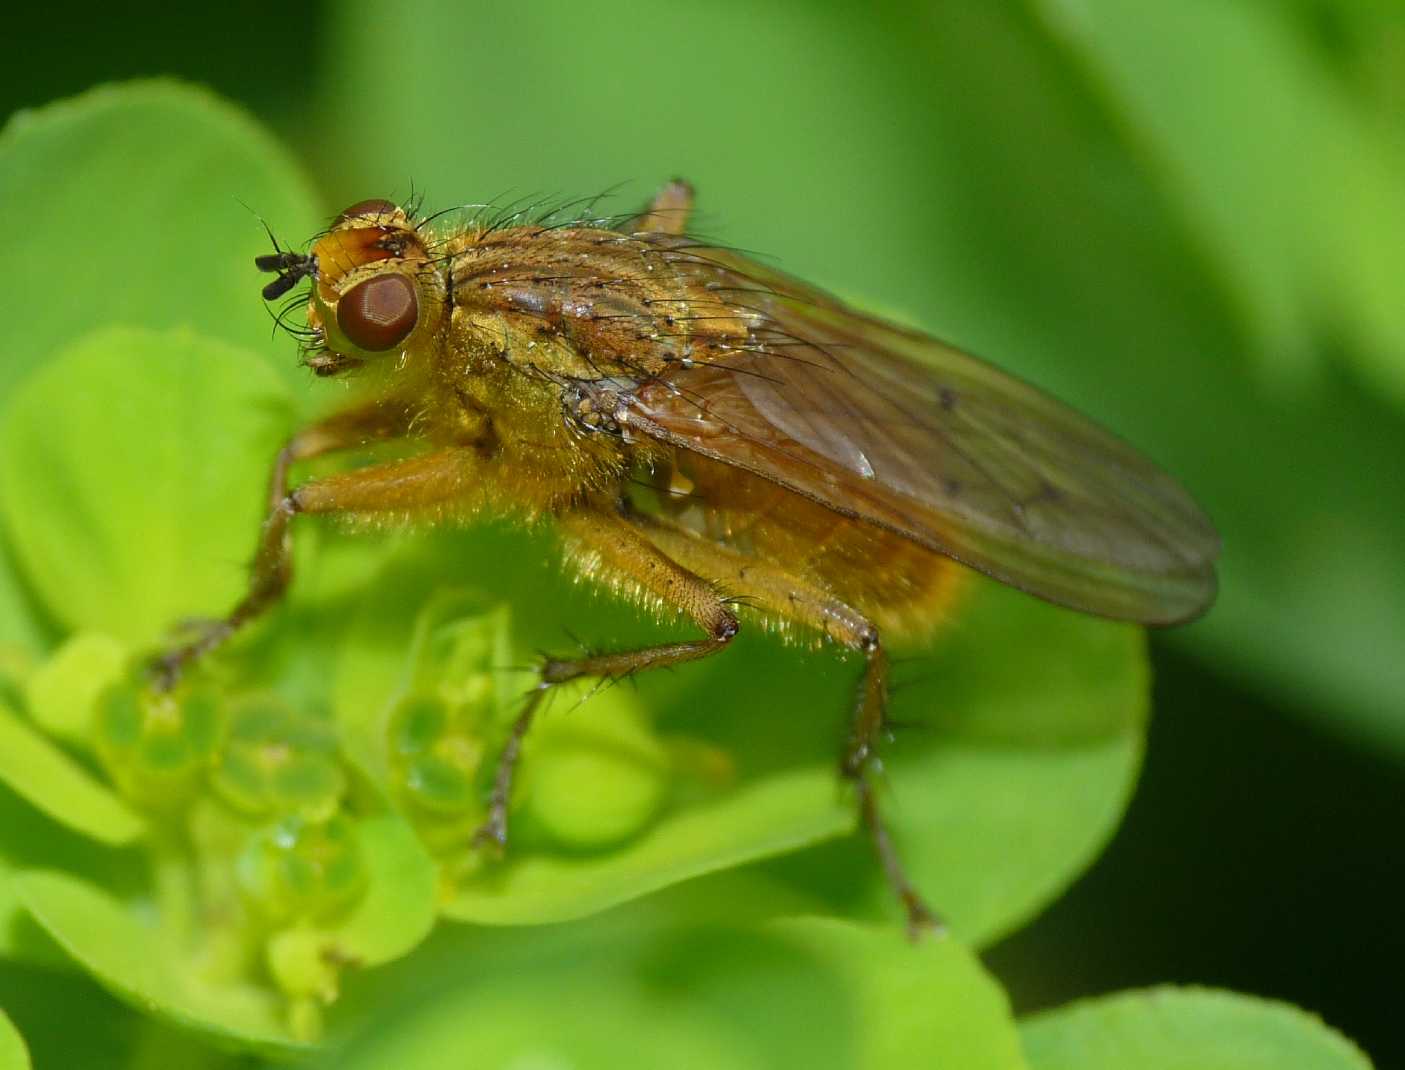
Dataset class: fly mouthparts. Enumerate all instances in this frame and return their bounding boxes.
[255,251,318,301]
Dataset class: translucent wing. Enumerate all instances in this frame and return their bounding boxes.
[619,247,1219,625]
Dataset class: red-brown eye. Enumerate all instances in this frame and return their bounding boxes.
[337,274,419,351]
[335,198,399,225]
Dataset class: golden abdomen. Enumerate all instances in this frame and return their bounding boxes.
[651,452,966,641]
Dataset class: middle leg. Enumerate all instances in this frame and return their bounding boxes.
[472,506,739,847]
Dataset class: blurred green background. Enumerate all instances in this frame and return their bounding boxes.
[1,0,1402,1065]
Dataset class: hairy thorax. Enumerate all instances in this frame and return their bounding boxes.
[415,225,744,519]
[400,223,963,638]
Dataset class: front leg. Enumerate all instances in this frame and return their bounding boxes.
[152,447,482,689]
[266,395,419,507]
[473,507,738,847]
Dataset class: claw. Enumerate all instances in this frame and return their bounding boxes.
[902,892,946,943]
[146,652,184,694]
[471,809,508,851]
[147,619,233,693]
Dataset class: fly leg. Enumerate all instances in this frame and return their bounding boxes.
[629,512,941,937]
[472,507,738,848]
[151,445,480,690]
[264,396,418,508]
[844,643,942,939]
[628,179,694,235]
[153,397,419,688]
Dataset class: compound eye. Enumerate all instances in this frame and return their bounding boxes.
[335,198,399,225]
[337,274,419,351]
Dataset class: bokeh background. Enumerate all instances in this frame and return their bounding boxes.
[3,1,1402,1064]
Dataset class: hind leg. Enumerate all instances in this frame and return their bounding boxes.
[479,506,939,935]
[843,644,941,938]
[625,514,941,936]
[628,179,694,235]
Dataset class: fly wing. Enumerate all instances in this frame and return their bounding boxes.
[620,249,1219,625]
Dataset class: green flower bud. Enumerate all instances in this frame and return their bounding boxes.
[210,696,345,820]
[423,619,498,709]
[389,694,485,818]
[237,814,367,923]
[388,600,529,852]
[95,676,223,810]
[407,598,515,721]
[266,926,339,1004]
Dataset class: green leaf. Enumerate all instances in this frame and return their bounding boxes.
[11,870,308,1057]
[445,769,850,925]
[0,1010,31,1070]
[0,326,295,647]
[332,980,767,1070]
[0,80,321,402]
[0,701,144,846]
[1037,1,1405,408]
[23,632,127,745]
[0,781,149,967]
[318,916,1025,1069]
[0,957,251,1070]
[0,550,45,657]
[768,918,1027,1069]
[0,857,62,968]
[1020,987,1374,1070]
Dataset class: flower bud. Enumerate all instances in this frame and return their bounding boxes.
[237,814,367,923]
[210,696,345,821]
[95,675,222,811]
